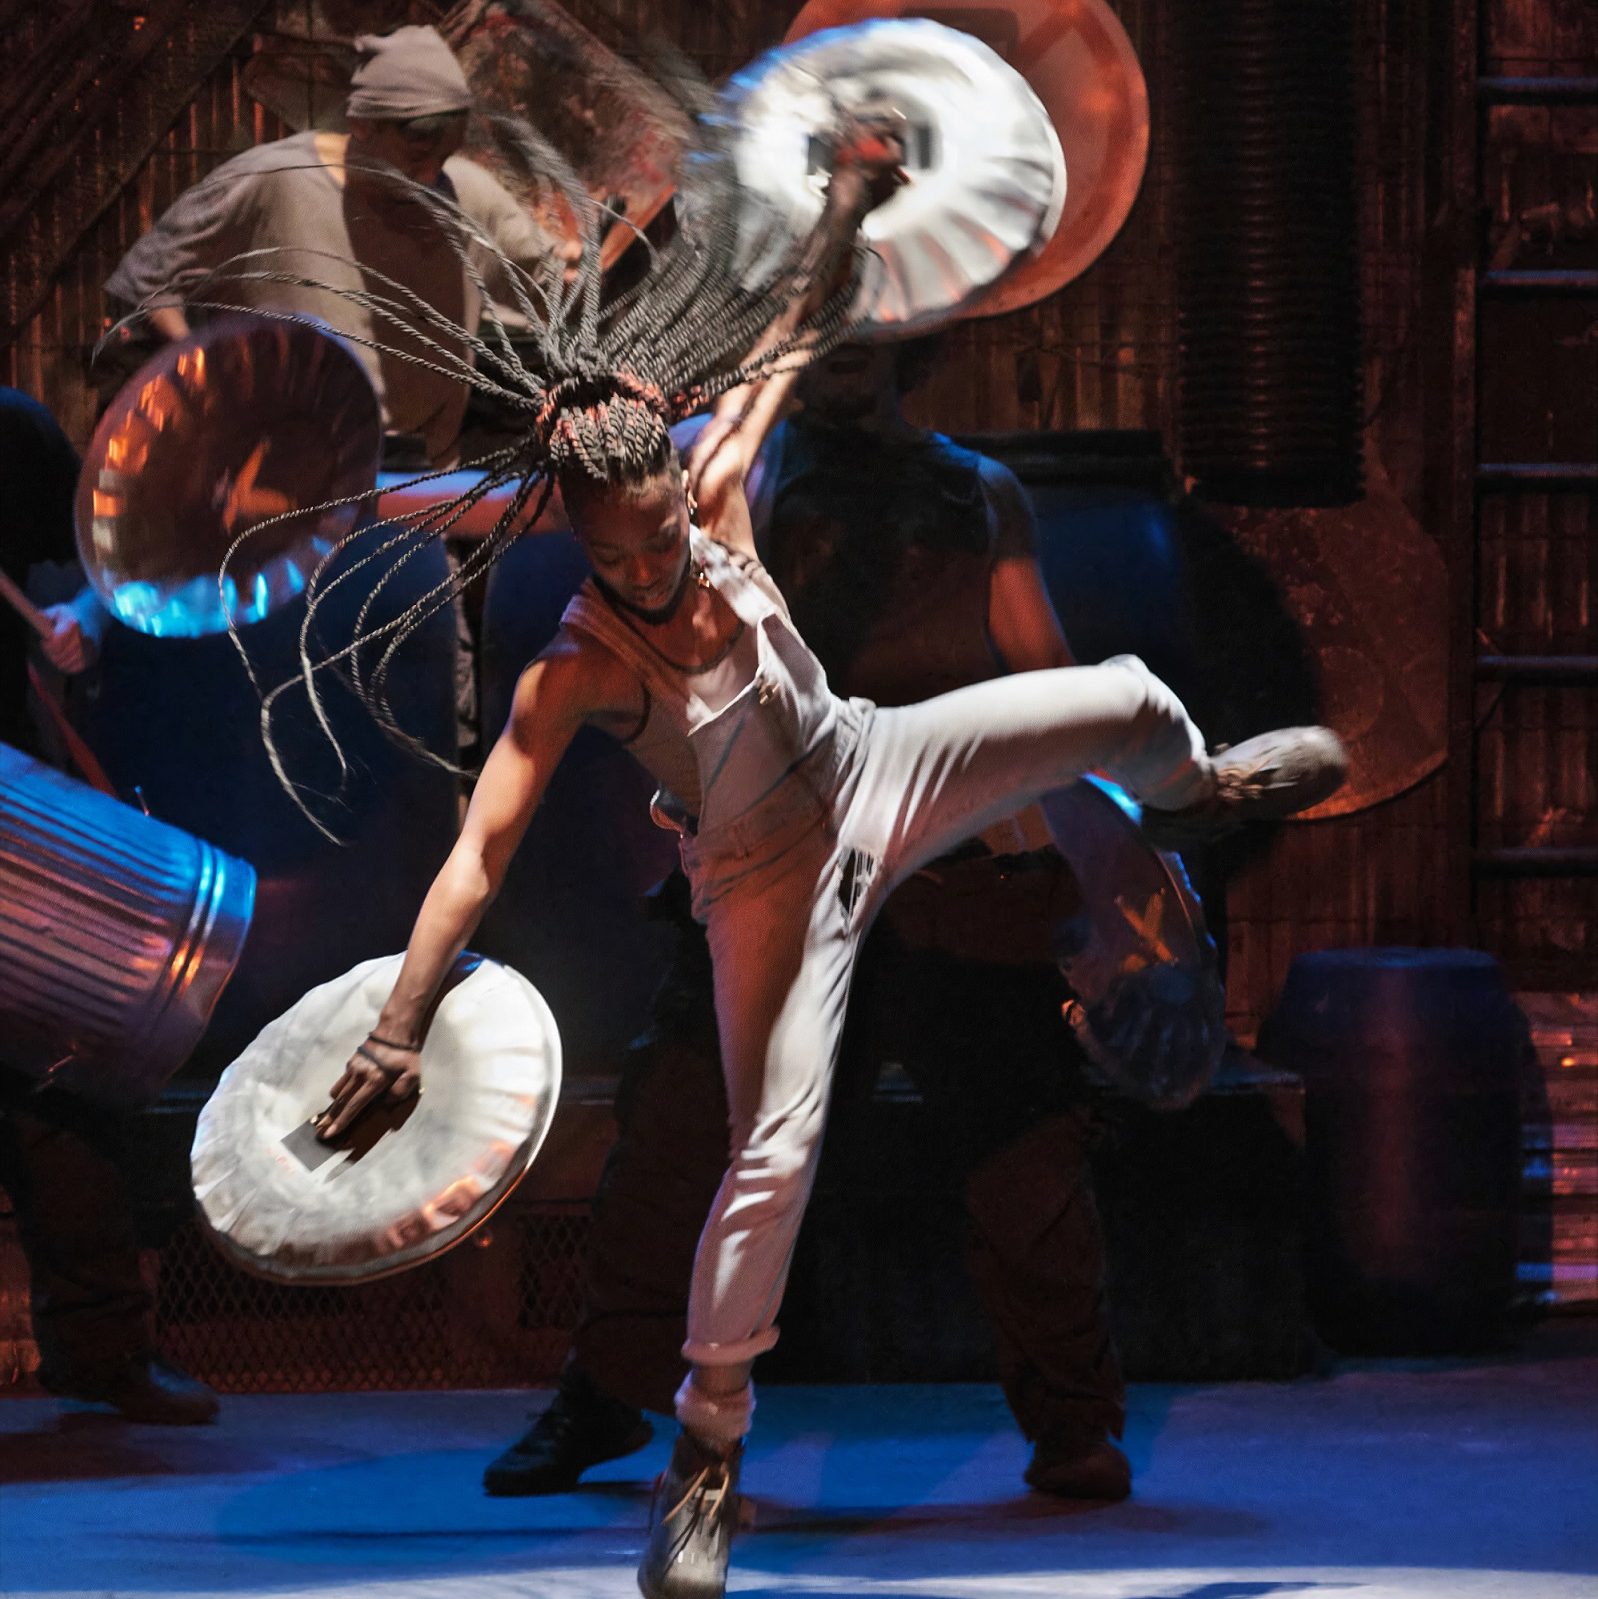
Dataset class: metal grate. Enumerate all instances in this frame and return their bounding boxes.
[0,1199,589,1396]
[153,1204,588,1393]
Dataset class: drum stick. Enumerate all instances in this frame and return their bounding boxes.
[25,661,117,796]
[0,568,52,638]
[1,573,116,794]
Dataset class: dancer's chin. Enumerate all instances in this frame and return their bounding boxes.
[599,564,690,625]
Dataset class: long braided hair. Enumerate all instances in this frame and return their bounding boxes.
[166,69,874,837]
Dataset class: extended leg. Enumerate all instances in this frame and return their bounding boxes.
[878,945,1129,1495]
[847,656,1213,882]
[0,1078,152,1388]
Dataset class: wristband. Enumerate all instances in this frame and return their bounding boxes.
[366,1033,421,1053]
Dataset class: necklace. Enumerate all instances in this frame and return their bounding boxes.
[602,565,747,675]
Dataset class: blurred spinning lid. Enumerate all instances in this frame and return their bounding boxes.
[715,18,1066,334]
[76,316,380,638]
[786,0,1150,315]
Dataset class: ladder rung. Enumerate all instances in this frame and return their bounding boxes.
[1482,269,1598,295]
[1477,463,1598,489]
[1474,848,1598,879]
[1476,655,1598,684]
[1478,76,1598,106]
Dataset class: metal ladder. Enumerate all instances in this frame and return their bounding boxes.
[1442,28,1598,956]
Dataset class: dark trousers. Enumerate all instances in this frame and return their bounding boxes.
[0,1069,153,1385]
[570,884,1124,1442]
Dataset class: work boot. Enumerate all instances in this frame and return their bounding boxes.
[637,1428,743,1599]
[45,1354,220,1425]
[483,1365,654,1495]
[1024,1424,1132,1501]
[1141,726,1348,848]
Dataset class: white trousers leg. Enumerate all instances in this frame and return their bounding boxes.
[679,657,1208,1404]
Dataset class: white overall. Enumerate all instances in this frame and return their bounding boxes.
[560,530,1210,1436]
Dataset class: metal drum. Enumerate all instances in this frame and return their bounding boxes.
[1260,948,1526,1353]
[1039,776,1226,1110]
[0,742,255,1106]
[76,315,381,639]
[715,19,1066,333]
[192,952,561,1285]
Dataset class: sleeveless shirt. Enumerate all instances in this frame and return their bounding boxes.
[560,528,839,835]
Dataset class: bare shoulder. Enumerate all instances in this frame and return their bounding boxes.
[510,625,641,732]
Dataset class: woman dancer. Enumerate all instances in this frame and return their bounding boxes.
[240,107,1343,1599]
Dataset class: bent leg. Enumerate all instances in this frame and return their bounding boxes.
[850,657,1209,882]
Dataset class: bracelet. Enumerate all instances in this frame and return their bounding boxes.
[367,1033,421,1053]
[354,1043,404,1073]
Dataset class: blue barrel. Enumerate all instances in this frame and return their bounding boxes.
[1260,948,1526,1352]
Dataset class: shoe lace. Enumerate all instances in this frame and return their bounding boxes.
[662,1458,732,1528]
[1213,744,1286,805]
[1216,766,1270,802]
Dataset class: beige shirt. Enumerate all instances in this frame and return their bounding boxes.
[108,132,558,466]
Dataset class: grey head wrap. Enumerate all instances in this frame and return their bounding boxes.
[345,26,473,121]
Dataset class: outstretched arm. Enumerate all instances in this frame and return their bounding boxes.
[316,641,593,1137]
[689,117,905,554]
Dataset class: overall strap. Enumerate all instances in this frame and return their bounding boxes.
[559,583,688,711]
[692,526,789,626]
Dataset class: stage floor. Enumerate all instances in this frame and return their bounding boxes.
[3,1327,1595,1599]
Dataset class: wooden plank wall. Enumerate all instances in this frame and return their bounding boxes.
[1472,0,1598,991]
[2,23,287,444]
[2,0,1591,1036]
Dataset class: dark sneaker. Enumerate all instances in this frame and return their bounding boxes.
[637,1429,743,1599]
[46,1355,220,1425]
[1142,725,1348,848]
[483,1365,653,1495]
[1024,1426,1132,1501]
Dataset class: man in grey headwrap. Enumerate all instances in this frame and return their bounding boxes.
[108,25,562,469]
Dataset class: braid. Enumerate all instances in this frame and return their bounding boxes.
[209,50,873,838]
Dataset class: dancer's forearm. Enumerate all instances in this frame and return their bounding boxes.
[371,844,498,1045]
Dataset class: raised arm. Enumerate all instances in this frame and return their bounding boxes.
[316,637,596,1137]
[689,115,906,554]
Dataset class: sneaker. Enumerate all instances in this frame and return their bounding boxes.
[483,1365,654,1495]
[637,1429,743,1599]
[1142,725,1348,848]
[46,1355,220,1425]
[1024,1425,1132,1501]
